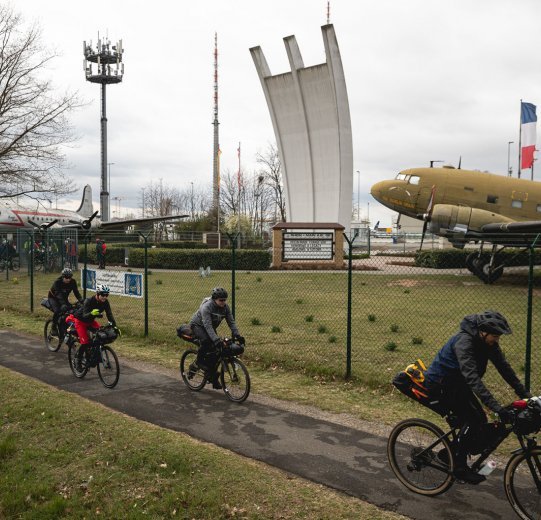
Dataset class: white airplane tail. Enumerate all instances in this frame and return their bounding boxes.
[75,185,94,216]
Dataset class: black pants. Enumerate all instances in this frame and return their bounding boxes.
[191,325,218,377]
[48,298,65,332]
[427,381,487,466]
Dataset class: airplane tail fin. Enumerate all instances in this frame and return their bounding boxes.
[75,185,94,216]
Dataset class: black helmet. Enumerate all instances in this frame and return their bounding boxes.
[61,267,73,278]
[211,287,228,300]
[477,310,512,335]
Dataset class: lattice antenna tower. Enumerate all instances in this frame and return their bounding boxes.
[83,34,124,222]
[212,32,220,227]
[326,1,331,24]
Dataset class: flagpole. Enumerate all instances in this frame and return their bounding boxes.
[518,99,522,179]
[237,142,241,247]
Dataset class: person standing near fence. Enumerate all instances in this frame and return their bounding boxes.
[96,238,106,269]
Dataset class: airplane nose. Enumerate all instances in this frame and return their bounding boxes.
[370,181,386,201]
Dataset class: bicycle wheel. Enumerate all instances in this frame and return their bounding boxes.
[96,345,120,389]
[180,349,206,391]
[68,342,88,378]
[387,418,455,496]
[505,446,541,520]
[220,357,250,403]
[11,258,19,271]
[44,319,62,352]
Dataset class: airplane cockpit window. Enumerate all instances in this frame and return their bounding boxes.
[487,195,498,204]
[408,176,420,185]
[395,173,408,181]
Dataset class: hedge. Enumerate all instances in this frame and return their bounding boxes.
[107,241,208,249]
[78,245,126,265]
[414,248,541,269]
[127,248,271,270]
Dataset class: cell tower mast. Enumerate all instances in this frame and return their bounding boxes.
[83,35,124,222]
[212,32,220,230]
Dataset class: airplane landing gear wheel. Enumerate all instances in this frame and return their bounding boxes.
[472,258,504,284]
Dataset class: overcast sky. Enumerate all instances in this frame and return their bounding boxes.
[16,0,541,225]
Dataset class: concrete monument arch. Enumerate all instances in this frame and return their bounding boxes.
[250,24,353,231]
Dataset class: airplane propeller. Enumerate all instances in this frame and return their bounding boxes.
[28,219,59,231]
[68,210,99,230]
[418,185,436,251]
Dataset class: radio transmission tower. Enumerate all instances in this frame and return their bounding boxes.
[212,32,220,230]
[83,35,124,222]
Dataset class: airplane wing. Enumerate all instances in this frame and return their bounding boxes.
[99,214,189,230]
[481,221,541,234]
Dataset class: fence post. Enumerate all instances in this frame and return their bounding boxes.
[25,230,35,313]
[525,239,539,391]
[137,232,150,337]
[343,229,359,379]
[82,234,89,299]
[225,232,239,317]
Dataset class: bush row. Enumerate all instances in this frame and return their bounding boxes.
[127,248,271,270]
[414,248,541,269]
[103,241,208,249]
[78,246,126,265]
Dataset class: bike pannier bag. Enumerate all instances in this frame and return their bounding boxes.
[392,359,447,416]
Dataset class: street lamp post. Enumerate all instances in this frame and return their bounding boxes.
[508,141,514,177]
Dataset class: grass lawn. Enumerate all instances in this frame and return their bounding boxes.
[2,268,539,400]
[0,367,408,519]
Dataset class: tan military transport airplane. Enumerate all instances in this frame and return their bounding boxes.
[0,185,188,232]
[370,165,541,283]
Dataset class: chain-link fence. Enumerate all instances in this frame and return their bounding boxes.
[1,228,540,405]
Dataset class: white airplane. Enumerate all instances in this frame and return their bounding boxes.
[0,185,188,231]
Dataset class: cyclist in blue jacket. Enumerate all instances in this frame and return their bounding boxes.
[424,310,531,484]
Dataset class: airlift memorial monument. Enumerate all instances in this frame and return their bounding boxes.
[251,24,352,269]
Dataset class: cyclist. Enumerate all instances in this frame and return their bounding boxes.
[47,267,83,336]
[424,310,531,484]
[189,287,244,389]
[70,284,117,360]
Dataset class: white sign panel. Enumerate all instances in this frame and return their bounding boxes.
[81,268,143,298]
[283,232,334,260]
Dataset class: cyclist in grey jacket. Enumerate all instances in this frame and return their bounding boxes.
[189,287,244,388]
[424,310,531,484]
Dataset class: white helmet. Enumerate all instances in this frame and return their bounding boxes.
[96,283,110,295]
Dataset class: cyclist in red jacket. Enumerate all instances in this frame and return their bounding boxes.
[69,283,116,350]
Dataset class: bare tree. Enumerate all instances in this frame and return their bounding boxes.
[256,143,286,222]
[0,5,81,200]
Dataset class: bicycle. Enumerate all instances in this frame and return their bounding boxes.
[41,300,81,352]
[0,257,19,272]
[66,323,120,389]
[177,324,250,403]
[387,397,541,519]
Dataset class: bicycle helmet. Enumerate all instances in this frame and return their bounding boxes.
[61,267,73,278]
[211,287,228,300]
[476,310,512,335]
[96,283,111,296]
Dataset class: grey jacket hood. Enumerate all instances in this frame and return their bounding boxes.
[459,314,481,336]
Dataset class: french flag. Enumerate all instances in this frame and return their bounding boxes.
[521,102,537,169]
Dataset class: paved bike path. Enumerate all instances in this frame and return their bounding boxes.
[0,330,517,520]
